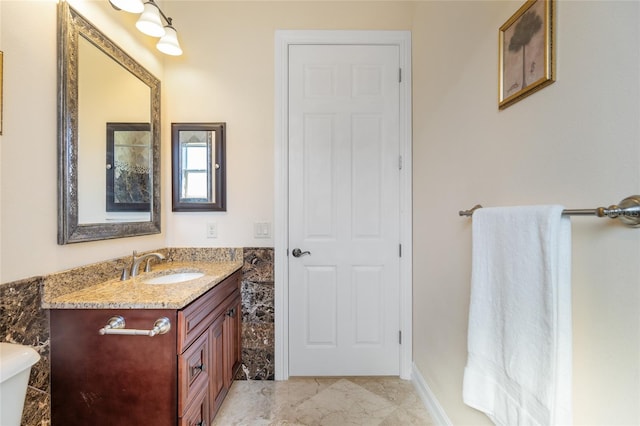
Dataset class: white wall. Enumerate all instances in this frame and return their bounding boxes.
[412,1,640,424]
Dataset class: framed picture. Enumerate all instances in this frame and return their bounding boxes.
[499,0,555,110]
[0,51,3,135]
[106,122,151,212]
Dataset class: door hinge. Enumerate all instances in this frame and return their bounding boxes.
[398,155,403,170]
[398,68,402,83]
[399,330,402,344]
[399,244,402,257]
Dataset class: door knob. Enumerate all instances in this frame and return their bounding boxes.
[292,248,311,257]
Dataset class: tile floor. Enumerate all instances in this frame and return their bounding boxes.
[212,376,435,425]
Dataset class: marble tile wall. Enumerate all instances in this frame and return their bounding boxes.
[0,247,272,425]
[238,247,275,380]
[0,277,50,426]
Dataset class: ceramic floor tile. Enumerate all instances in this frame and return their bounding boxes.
[212,377,434,426]
[284,379,396,425]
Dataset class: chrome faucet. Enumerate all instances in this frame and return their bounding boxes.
[130,251,166,277]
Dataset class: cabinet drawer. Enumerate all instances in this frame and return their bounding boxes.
[179,383,210,426]
[178,270,241,352]
[178,331,209,414]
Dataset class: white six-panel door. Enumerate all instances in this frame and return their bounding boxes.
[288,44,401,375]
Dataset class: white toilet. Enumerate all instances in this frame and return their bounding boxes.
[0,342,41,426]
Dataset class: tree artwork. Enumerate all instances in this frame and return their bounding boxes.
[499,0,554,109]
[508,10,542,90]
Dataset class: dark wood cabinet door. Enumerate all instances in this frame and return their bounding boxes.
[209,313,228,416]
[50,309,178,426]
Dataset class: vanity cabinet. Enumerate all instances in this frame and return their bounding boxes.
[177,270,242,423]
[50,270,242,426]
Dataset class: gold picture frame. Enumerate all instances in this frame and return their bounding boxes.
[0,51,3,134]
[499,0,555,110]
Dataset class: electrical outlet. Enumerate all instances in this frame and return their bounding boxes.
[254,222,271,238]
[206,222,218,238]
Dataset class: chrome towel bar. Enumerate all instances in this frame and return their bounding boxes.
[459,195,640,227]
[98,316,171,337]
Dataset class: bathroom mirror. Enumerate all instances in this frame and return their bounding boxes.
[171,123,226,212]
[57,2,161,244]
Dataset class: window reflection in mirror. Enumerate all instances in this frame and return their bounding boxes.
[172,123,226,211]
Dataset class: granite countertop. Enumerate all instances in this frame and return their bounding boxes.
[43,261,242,310]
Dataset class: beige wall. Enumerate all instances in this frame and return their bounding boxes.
[0,0,165,283]
[163,1,415,247]
[413,1,640,424]
[1,0,638,424]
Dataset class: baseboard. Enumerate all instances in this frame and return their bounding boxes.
[411,362,454,426]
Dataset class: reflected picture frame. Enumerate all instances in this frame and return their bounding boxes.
[106,122,152,212]
[499,0,555,110]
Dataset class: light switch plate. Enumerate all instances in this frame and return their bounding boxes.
[254,222,271,238]
[206,222,218,238]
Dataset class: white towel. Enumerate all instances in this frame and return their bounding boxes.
[463,205,572,426]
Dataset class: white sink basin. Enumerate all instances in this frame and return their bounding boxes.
[142,272,205,285]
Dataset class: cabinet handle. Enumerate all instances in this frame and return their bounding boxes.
[191,363,205,375]
[227,307,236,318]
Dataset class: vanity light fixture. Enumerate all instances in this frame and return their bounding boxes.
[136,1,166,37]
[111,0,183,56]
[108,0,144,14]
